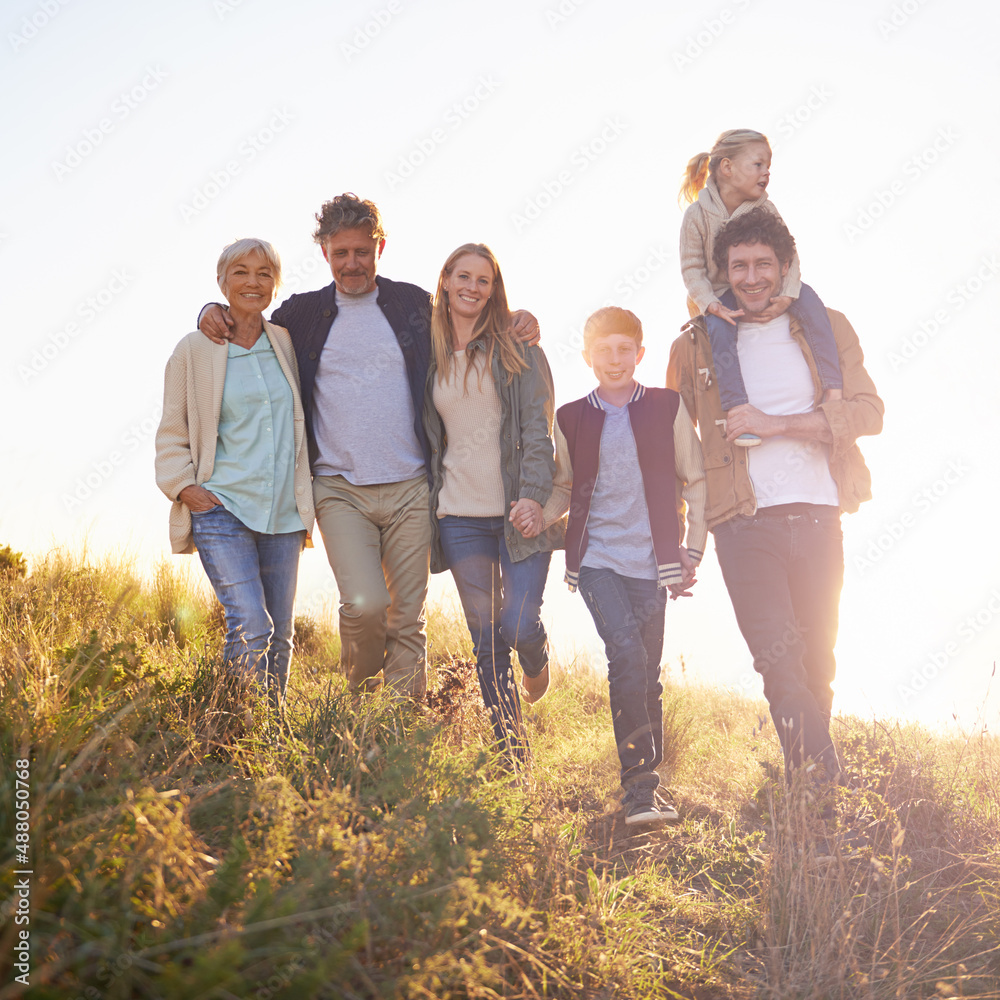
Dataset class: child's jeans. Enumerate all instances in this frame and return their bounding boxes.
[577,567,666,792]
[707,283,844,412]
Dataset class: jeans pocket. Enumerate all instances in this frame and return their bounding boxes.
[190,505,222,516]
[811,510,843,542]
[582,591,607,628]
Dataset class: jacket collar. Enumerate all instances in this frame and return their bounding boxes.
[587,382,645,410]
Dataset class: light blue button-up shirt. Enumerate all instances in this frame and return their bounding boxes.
[204,332,304,534]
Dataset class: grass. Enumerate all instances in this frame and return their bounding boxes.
[1,548,998,999]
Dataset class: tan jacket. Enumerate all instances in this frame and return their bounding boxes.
[666,309,884,530]
[154,321,315,554]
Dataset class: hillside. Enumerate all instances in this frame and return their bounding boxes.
[1,549,998,999]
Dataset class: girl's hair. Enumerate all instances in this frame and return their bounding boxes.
[431,243,527,389]
[678,128,770,205]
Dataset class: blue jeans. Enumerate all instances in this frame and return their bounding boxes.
[577,567,667,793]
[713,505,843,777]
[708,283,844,412]
[191,505,304,700]
[438,515,551,763]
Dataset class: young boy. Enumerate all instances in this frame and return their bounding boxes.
[553,307,707,826]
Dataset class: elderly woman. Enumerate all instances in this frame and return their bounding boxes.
[155,238,314,703]
[424,243,567,767]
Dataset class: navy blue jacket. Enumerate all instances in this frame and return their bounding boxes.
[271,274,433,476]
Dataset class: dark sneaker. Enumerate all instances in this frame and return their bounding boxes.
[653,789,681,822]
[624,788,679,827]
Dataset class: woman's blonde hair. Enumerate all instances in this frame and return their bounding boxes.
[678,128,770,205]
[431,243,527,389]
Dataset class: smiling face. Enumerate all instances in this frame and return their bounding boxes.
[442,252,495,324]
[583,333,645,399]
[219,251,276,316]
[321,225,384,295]
[726,240,790,318]
[723,141,771,203]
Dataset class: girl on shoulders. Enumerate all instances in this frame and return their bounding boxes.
[679,128,842,446]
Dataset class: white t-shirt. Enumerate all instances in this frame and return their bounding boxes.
[737,315,838,508]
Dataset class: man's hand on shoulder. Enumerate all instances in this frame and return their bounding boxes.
[200,304,235,345]
[511,309,541,346]
[726,403,833,444]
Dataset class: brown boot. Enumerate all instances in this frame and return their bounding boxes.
[522,665,549,704]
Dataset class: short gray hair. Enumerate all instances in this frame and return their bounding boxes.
[312,193,385,244]
[216,238,283,294]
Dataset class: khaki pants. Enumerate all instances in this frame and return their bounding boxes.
[312,474,430,698]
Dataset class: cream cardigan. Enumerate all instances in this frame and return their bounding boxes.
[154,321,315,554]
[679,177,803,315]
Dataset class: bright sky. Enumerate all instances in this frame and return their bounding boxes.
[4,0,999,732]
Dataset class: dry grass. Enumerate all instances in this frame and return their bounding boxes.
[1,549,997,999]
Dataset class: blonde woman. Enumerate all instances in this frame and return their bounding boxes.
[423,244,566,766]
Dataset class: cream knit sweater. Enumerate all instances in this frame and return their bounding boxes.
[154,321,315,554]
[679,177,803,316]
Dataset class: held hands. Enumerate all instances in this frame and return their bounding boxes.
[200,304,235,345]
[706,300,743,326]
[510,309,541,346]
[509,498,544,538]
[178,485,222,512]
[668,548,698,600]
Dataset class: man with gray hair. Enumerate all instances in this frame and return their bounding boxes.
[201,193,539,699]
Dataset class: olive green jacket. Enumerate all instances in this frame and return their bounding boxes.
[423,340,567,573]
